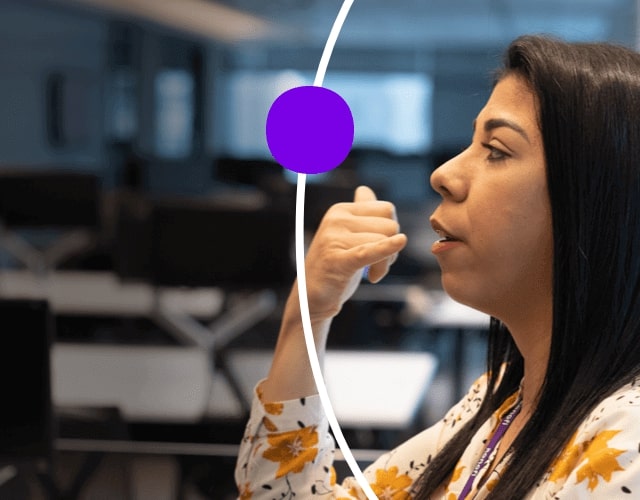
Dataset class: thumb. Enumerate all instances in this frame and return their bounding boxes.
[354,185,378,203]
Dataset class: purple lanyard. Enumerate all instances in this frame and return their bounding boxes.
[457,400,522,500]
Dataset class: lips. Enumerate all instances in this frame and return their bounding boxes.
[430,219,461,242]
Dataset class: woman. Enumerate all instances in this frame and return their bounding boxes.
[234,35,640,498]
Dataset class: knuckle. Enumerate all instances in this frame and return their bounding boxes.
[325,202,343,216]
[353,245,369,262]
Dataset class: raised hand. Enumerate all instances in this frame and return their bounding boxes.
[304,185,408,322]
[261,185,407,402]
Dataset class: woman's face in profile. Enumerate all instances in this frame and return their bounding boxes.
[429,74,553,324]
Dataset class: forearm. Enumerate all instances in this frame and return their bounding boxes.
[261,187,407,402]
[236,186,408,497]
[261,282,333,402]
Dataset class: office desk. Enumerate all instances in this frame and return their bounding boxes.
[419,290,490,328]
[0,270,223,318]
[417,290,489,402]
[2,275,484,422]
[49,347,435,500]
[224,349,438,430]
[353,284,488,329]
[354,284,490,402]
[52,343,214,423]
[51,344,437,431]
[42,288,439,497]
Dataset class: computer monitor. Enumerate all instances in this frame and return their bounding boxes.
[0,299,53,465]
[149,198,295,289]
[213,157,282,188]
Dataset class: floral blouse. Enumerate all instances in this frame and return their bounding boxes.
[235,374,640,499]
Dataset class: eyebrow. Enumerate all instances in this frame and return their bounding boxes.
[473,118,530,144]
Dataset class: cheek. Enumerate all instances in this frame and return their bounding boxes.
[471,189,552,274]
[440,173,552,312]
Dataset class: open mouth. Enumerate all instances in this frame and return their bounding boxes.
[435,229,459,243]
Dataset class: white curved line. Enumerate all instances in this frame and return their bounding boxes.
[314,0,354,88]
[295,1,378,499]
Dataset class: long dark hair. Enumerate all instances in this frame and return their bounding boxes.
[414,34,640,498]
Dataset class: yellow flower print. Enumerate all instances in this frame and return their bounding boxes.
[238,482,252,499]
[549,432,584,483]
[549,429,625,490]
[262,426,319,478]
[371,466,413,500]
[264,401,284,416]
[450,464,465,483]
[485,477,499,492]
[256,383,284,415]
[262,416,278,432]
[444,464,465,497]
[575,430,625,491]
[348,486,363,498]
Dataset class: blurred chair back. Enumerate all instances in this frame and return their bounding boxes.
[115,194,295,290]
[0,169,100,229]
[0,168,101,272]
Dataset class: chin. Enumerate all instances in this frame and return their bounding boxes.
[441,274,497,318]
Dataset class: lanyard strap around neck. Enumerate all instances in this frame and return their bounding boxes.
[457,400,522,500]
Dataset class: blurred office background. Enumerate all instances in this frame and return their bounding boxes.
[0,0,636,498]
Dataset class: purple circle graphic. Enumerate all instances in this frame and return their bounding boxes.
[266,85,354,174]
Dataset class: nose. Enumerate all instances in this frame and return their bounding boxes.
[430,151,468,202]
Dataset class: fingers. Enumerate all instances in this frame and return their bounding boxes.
[336,216,400,237]
[348,201,397,218]
[371,234,407,282]
[351,185,393,216]
[368,258,393,284]
[354,185,378,203]
[302,185,408,320]
[345,233,408,279]
[351,186,405,283]
[310,185,406,283]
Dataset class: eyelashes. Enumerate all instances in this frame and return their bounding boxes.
[455,141,511,162]
[481,143,509,161]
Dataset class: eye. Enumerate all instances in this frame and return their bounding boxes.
[482,143,509,161]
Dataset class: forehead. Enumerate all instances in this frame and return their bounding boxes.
[477,74,540,137]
